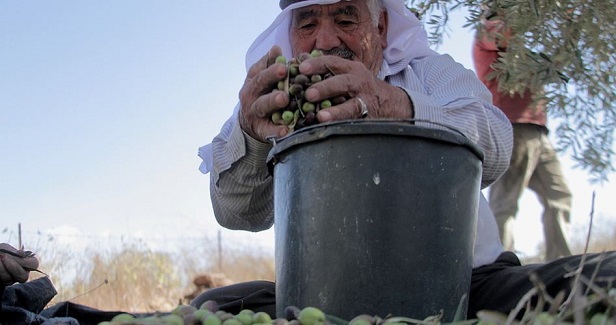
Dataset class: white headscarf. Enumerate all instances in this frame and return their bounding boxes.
[245,0,436,77]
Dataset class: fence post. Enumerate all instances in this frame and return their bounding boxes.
[18,222,22,249]
[218,229,222,271]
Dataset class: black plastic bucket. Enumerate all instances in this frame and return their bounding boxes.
[266,120,484,321]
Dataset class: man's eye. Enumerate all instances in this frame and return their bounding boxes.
[299,22,316,30]
[337,20,358,29]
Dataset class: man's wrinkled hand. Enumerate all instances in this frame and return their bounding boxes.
[0,243,40,285]
[239,45,291,142]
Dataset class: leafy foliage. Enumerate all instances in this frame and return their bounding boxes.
[408,0,616,183]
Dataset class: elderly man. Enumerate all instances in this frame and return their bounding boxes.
[197,0,616,320]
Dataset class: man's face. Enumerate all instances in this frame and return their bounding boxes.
[289,0,388,75]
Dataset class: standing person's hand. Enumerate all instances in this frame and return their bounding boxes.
[239,45,292,142]
[0,243,40,285]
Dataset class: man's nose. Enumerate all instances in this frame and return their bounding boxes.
[314,24,342,51]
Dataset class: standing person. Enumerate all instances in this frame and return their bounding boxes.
[472,10,573,261]
[197,0,615,319]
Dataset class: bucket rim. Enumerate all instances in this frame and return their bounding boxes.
[266,119,485,169]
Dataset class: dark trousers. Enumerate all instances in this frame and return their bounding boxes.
[191,251,616,320]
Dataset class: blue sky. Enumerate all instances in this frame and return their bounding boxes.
[1,1,614,258]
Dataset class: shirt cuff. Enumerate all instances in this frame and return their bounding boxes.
[241,130,273,168]
[396,86,415,119]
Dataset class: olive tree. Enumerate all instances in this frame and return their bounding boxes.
[408,0,615,183]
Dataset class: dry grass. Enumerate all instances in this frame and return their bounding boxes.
[517,213,616,265]
[571,223,616,256]
[27,238,275,313]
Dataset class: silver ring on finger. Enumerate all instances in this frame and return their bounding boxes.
[358,97,369,118]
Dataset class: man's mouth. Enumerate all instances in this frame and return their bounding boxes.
[322,47,355,60]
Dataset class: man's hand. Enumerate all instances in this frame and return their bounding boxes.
[0,243,40,285]
[297,55,414,122]
[238,46,414,142]
[239,45,292,142]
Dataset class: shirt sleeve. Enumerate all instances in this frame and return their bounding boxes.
[208,118,275,231]
[394,54,513,188]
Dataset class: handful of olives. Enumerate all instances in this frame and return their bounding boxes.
[271,50,346,132]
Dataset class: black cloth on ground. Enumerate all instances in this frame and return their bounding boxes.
[1,277,133,325]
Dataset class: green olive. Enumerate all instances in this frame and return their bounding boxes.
[253,311,272,324]
[302,102,316,113]
[203,314,223,325]
[275,55,287,64]
[310,75,322,83]
[298,307,325,325]
[282,110,295,125]
[320,99,332,109]
[289,64,300,77]
[310,49,324,58]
